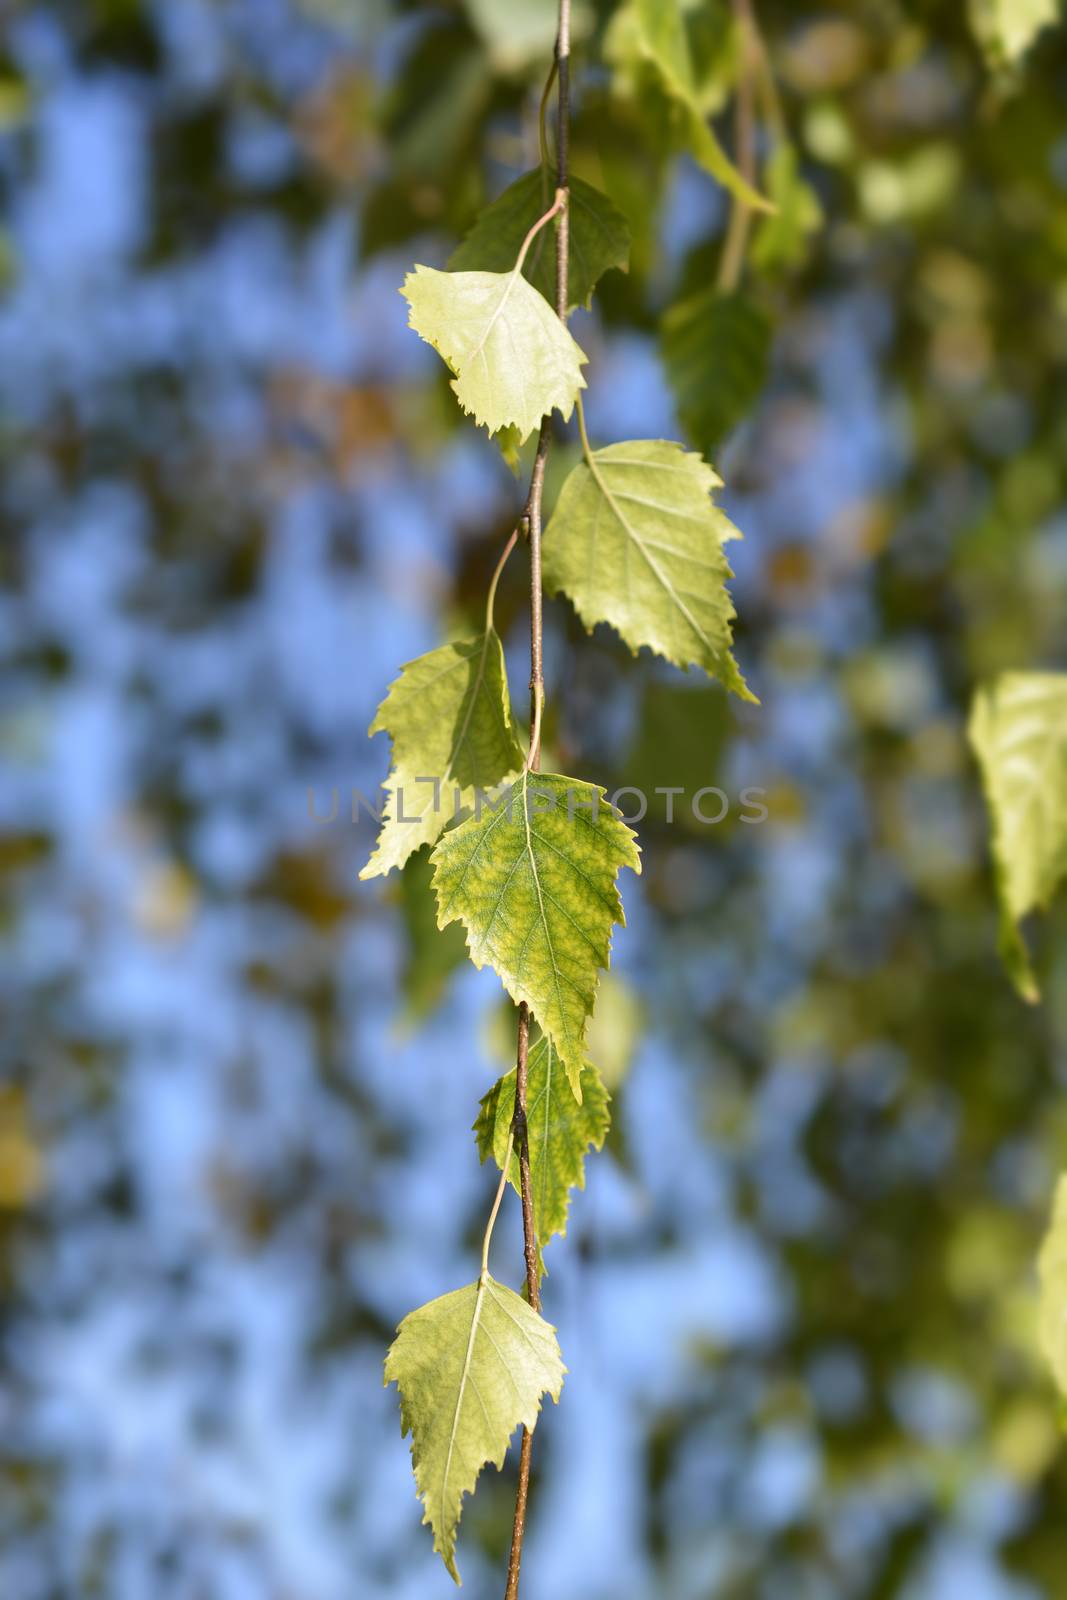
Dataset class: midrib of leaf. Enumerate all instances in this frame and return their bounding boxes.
[580,446,719,658]
[440,1274,489,1521]
[520,769,579,1062]
[468,266,525,371]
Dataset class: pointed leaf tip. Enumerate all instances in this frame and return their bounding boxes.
[543,439,754,697]
[385,1276,566,1582]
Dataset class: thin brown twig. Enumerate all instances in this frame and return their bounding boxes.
[504,4,571,1597]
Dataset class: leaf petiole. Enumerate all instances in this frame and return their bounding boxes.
[480,1126,515,1280]
[512,188,567,280]
[485,527,519,634]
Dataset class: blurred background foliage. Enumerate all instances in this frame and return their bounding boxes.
[3,1,1067,1597]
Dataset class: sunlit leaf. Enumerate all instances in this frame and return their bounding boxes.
[450,169,631,311]
[969,0,1059,64]
[384,1275,566,1583]
[401,264,588,441]
[474,1037,610,1258]
[543,439,755,697]
[633,0,769,209]
[431,770,641,1096]
[660,290,771,455]
[969,671,1067,1001]
[361,630,525,880]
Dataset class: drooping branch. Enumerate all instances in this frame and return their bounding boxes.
[504,4,571,1597]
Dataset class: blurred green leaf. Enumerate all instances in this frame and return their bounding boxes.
[380,24,489,179]
[624,680,731,832]
[463,0,592,70]
[660,289,771,454]
[631,0,769,208]
[584,970,643,1087]
[969,672,1067,1001]
[1038,1174,1067,1400]
[751,143,822,275]
[969,0,1059,65]
[396,852,468,1026]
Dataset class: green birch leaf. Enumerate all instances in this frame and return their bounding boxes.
[660,289,771,454]
[1039,1174,1067,1400]
[360,629,525,880]
[384,1274,566,1584]
[401,264,588,442]
[543,439,755,698]
[430,769,641,1096]
[968,671,1067,1002]
[450,169,631,311]
[633,0,769,210]
[474,1038,610,1257]
[751,143,822,275]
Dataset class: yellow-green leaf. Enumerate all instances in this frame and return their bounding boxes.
[450,169,631,311]
[361,630,525,880]
[474,1037,610,1257]
[431,769,641,1096]
[969,0,1059,65]
[1038,1174,1067,1400]
[401,264,587,442]
[543,439,755,697]
[969,671,1067,1001]
[633,0,769,210]
[384,1274,566,1584]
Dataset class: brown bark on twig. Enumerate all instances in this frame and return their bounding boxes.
[504,5,570,1597]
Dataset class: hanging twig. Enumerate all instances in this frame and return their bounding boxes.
[504,4,570,1597]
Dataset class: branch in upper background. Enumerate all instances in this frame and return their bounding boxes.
[717,0,761,294]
